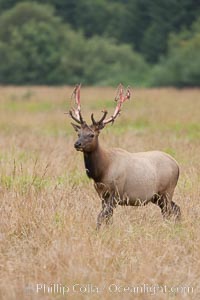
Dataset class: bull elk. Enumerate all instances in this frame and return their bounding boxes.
[68,84,181,229]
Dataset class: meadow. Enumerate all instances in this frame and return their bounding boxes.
[0,86,200,300]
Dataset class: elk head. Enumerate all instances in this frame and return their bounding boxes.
[68,84,131,153]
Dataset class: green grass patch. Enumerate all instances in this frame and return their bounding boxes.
[163,147,177,158]
[89,99,118,110]
[34,116,72,137]
[111,117,150,135]
[56,170,90,187]
[168,122,200,140]
[186,123,200,140]
[1,99,54,113]
[53,212,65,229]
[40,124,68,137]
[0,173,50,194]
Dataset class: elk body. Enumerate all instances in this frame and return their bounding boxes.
[69,84,181,229]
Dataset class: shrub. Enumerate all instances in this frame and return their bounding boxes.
[0,2,149,86]
[149,17,200,87]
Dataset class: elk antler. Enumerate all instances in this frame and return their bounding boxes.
[91,84,131,127]
[91,110,108,126]
[69,84,84,124]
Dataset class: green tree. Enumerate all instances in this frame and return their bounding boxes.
[124,0,200,63]
[0,2,85,84]
[82,36,149,86]
[149,17,200,87]
[0,0,199,65]
[0,1,149,85]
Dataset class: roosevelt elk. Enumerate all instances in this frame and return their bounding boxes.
[68,84,181,229]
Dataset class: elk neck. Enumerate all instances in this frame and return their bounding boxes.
[83,140,109,182]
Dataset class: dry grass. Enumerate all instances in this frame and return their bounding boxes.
[0,86,200,300]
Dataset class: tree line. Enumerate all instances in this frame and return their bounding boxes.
[0,0,199,86]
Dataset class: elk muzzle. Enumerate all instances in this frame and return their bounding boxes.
[74,139,83,151]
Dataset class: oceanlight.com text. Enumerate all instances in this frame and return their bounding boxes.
[25,283,194,296]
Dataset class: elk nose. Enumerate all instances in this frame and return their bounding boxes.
[74,141,82,149]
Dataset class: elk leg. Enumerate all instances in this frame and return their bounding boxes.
[171,200,181,221]
[158,195,171,219]
[96,195,115,230]
[151,193,181,221]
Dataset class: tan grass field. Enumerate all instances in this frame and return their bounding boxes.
[0,86,200,300]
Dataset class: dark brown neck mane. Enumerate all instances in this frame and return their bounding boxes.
[83,141,108,182]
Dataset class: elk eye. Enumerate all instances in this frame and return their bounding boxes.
[78,133,80,137]
[89,133,95,138]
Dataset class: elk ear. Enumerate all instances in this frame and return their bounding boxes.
[71,123,81,132]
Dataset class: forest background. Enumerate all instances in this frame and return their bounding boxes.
[0,0,199,87]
